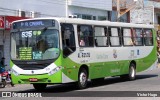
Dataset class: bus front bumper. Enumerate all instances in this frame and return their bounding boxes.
[11,70,62,84]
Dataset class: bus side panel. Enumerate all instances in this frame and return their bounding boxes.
[136,30,157,72]
[61,57,79,81]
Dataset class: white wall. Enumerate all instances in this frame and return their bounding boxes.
[0,0,66,17]
[130,8,153,24]
[154,9,160,24]
[68,0,112,11]
[144,0,160,24]
[68,6,108,17]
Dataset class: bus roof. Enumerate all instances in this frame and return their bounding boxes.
[12,17,154,29]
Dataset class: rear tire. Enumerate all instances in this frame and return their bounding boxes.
[128,63,136,80]
[77,68,88,89]
[33,84,47,91]
[120,63,136,81]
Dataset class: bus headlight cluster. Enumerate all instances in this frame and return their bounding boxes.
[48,66,62,75]
[11,69,19,76]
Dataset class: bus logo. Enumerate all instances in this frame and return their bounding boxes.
[113,49,117,58]
[31,70,34,74]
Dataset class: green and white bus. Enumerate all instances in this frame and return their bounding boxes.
[10,18,157,90]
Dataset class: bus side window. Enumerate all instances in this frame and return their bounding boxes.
[122,28,134,46]
[144,29,153,46]
[94,26,108,47]
[61,23,76,57]
[77,25,94,47]
[133,28,143,46]
[108,27,121,46]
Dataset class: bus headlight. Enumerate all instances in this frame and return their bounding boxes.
[48,66,62,75]
[11,69,19,76]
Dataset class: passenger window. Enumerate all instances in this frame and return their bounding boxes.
[122,28,133,46]
[133,28,143,46]
[61,23,76,57]
[94,27,108,47]
[144,29,153,46]
[77,25,93,47]
[108,27,121,46]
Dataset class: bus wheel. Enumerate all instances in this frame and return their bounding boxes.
[77,68,88,89]
[120,63,136,81]
[33,83,47,91]
[128,63,136,81]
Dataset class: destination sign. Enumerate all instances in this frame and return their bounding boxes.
[12,20,55,29]
[19,47,32,60]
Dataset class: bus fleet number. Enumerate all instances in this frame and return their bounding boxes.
[22,31,32,38]
[78,52,90,58]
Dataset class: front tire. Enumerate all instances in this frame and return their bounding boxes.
[33,83,47,91]
[77,68,88,89]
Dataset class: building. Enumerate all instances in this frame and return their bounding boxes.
[145,0,160,30]
[141,0,160,58]
[67,0,112,20]
[0,0,112,69]
[130,0,154,24]
[0,16,27,69]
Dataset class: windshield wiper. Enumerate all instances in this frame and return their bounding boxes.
[41,27,48,32]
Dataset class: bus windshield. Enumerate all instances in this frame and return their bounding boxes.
[11,29,60,60]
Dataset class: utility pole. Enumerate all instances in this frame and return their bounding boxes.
[117,0,120,21]
[66,0,68,18]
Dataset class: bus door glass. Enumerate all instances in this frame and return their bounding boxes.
[61,23,76,57]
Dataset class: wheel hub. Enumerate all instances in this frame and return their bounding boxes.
[80,72,86,86]
[131,67,135,78]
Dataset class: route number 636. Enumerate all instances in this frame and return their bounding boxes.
[22,31,32,38]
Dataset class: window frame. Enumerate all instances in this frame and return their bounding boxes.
[143,28,153,46]
[108,26,122,47]
[61,23,76,57]
[77,24,94,47]
[121,27,134,47]
[132,28,144,46]
[94,26,109,47]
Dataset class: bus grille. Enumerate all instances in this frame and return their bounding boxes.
[17,64,47,70]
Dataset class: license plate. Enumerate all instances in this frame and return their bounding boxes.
[29,78,38,82]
